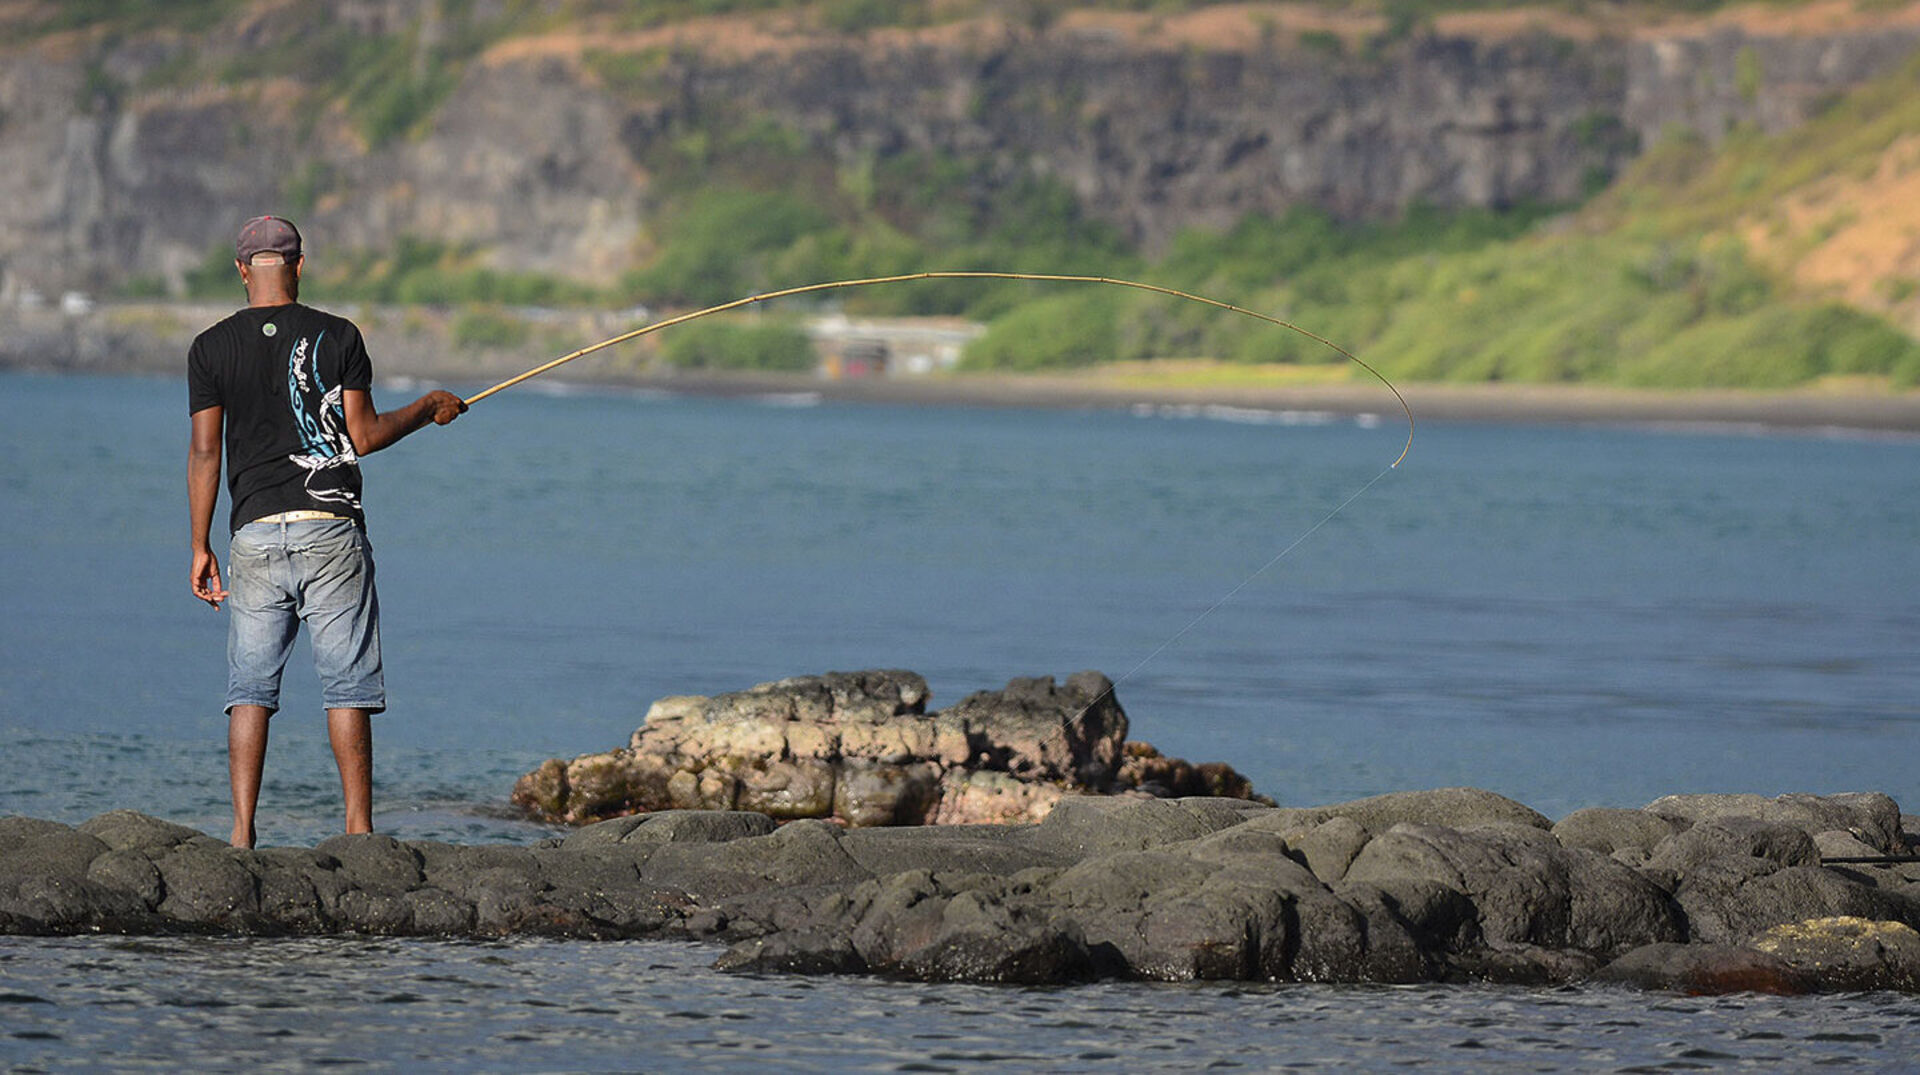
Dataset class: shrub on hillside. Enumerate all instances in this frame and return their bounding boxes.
[658,317,815,372]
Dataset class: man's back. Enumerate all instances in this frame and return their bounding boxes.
[188,302,372,533]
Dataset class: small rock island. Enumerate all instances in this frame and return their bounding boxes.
[4,670,1917,995]
[510,670,1265,827]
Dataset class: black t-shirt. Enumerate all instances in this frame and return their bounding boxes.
[188,302,374,533]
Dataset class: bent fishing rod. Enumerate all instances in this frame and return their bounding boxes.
[462,270,1414,471]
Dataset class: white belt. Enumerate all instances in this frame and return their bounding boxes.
[253,510,348,523]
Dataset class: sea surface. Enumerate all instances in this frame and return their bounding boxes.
[2,370,1918,1071]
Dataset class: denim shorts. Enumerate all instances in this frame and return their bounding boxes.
[225,518,385,714]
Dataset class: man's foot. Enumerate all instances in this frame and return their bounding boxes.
[230,824,255,849]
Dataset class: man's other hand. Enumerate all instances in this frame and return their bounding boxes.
[192,549,227,609]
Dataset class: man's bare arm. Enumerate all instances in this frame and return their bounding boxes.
[189,405,227,608]
[342,388,465,457]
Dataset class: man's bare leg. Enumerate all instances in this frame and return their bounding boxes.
[327,708,373,835]
[228,705,272,849]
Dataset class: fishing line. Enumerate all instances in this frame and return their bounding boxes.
[466,270,1414,735]
[1089,461,1398,723]
[464,270,1414,470]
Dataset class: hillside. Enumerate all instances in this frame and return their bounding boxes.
[3,0,1920,389]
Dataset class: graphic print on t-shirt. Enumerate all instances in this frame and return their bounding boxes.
[285,332,361,512]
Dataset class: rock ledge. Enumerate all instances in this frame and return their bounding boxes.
[6,788,1918,993]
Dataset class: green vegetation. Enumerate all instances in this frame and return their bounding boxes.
[614,102,1135,322]
[952,204,1920,387]
[520,0,1800,29]
[280,163,335,219]
[967,290,1125,370]
[172,236,596,307]
[943,50,1920,388]
[452,307,532,350]
[656,317,815,371]
[318,238,597,306]
[181,245,242,301]
[1295,234,1919,387]
[1595,56,1920,238]
[14,0,241,36]
[624,190,835,307]
[204,1,533,146]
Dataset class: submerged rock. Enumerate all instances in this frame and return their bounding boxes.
[7,788,1920,994]
[509,669,1270,827]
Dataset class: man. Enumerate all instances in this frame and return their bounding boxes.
[188,215,466,849]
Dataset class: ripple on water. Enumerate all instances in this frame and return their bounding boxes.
[19,935,1915,1073]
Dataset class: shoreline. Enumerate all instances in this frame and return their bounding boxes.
[8,299,1920,432]
[519,367,1920,435]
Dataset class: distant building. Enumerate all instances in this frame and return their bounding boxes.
[807,315,984,380]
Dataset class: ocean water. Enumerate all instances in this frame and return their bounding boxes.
[3,370,1919,1070]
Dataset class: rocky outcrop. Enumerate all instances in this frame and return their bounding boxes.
[7,789,1920,994]
[510,669,1268,827]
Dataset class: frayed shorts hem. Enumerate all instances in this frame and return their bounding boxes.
[223,696,387,715]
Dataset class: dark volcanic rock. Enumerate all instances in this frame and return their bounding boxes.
[318,834,425,894]
[1029,796,1260,858]
[1596,942,1816,995]
[850,871,1100,984]
[1293,816,1373,884]
[1673,858,1920,946]
[642,819,874,903]
[1646,793,1906,855]
[1748,916,1920,993]
[1552,807,1688,857]
[559,810,779,850]
[1343,823,1684,957]
[77,810,209,852]
[153,844,264,928]
[0,818,110,892]
[1645,818,1821,876]
[10,790,1920,994]
[0,818,150,934]
[1247,787,1552,837]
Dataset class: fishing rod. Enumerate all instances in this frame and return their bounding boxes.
[466,270,1416,734]
[463,270,1415,470]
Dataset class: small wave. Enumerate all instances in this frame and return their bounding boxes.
[519,380,588,397]
[754,391,823,408]
[1128,403,1339,426]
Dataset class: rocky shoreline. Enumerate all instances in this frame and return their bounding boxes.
[6,788,1918,994]
[7,673,1917,994]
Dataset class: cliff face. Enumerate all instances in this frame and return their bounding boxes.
[2,3,1917,299]
[657,27,1625,243]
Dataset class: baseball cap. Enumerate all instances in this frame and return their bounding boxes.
[236,215,302,263]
